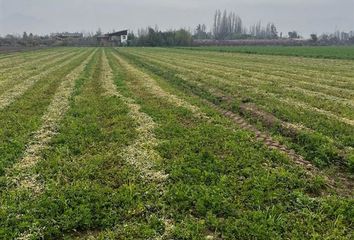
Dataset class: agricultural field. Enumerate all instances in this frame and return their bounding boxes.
[182,45,354,60]
[0,47,353,239]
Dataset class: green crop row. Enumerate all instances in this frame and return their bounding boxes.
[0,49,93,176]
[0,47,72,68]
[0,49,165,239]
[115,48,354,172]
[180,45,354,60]
[106,48,353,239]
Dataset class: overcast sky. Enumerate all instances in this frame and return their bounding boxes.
[0,0,353,37]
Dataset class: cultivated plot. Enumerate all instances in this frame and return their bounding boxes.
[0,47,353,239]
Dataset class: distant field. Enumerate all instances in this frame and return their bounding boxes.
[0,47,353,239]
[0,46,49,55]
[182,45,354,59]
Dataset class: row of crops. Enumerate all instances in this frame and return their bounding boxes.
[0,48,353,239]
[117,48,354,172]
[181,46,354,60]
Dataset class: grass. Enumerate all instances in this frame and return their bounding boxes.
[181,45,354,60]
[0,47,353,239]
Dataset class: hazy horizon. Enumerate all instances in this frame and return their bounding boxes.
[0,0,353,37]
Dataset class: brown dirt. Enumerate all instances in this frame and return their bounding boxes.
[205,100,353,196]
[212,102,316,171]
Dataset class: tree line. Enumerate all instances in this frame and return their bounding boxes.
[196,9,354,43]
[210,10,278,40]
[1,9,353,48]
[128,27,192,46]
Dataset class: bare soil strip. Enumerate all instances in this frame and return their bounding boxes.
[7,50,96,194]
[0,50,88,110]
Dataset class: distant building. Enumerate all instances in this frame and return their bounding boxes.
[54,33,83,40]
[97,30,128,46]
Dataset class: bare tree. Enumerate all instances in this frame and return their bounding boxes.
[213,9,244,39]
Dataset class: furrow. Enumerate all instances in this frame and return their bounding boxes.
[0,48,71,76]
[129,51,354,114]
[136,53,354,127]
[212,104,318,170]
[207,102,353,195]
[0,50,88,110]
[0,49,66,68]
[149,49,354,82]
[134,50,354,94]
[102,50,167,182]
[6,49,96,193]
[118,50,353,195]
[278,96,354,126]
[112,52,208,120]
[102,50,174,238]
[117,50,316,173]
[0,50,81,91]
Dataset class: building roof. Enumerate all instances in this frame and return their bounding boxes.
[55,33,83,38]
[107,30,128,37]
